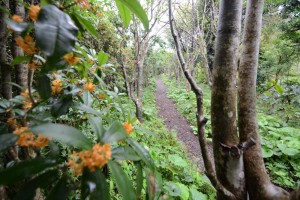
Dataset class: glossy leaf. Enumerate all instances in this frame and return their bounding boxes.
[108,161,136,200]
[0,158,58,185]
[36,74,52,100]
[4,19,30,33]
[75,103,101,116]
[97,51,109,66]
[135,161,143,197]
[0,134,18,152]
[102,121,127,143]
[31,123,92,149]
[51,94,73,118]
[14,169,59,200]
[115,1,132,27]
[114,0,149,31]
[88,116,104,140]
[35,5,78,62]
[112,146,141,161]
[127,138,155,170]
[73,12,98,38]
[81,169,110,200]
[46,176,71,200]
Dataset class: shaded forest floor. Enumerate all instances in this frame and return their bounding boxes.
[155,78,214,173]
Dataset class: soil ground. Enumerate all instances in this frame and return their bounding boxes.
[155,78,213,173]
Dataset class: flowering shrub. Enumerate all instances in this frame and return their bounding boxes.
[0,0,158,199]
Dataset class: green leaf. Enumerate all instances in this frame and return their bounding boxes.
[274,84,284,94]
[0,158,58,185]
[88,116,104,140]
[35,5,78,62]
[112,146,141,161]
[102,121,127,143]
[51,94,73,118]
[115,1,132,27]
[4,19,31,33]
[36,74,52,100]
[0,134,18,152]
[46,176,71,200]
[14,169,59,200]
[127,138,155,170]
[82,90,92,106]
[31,123,92,149]
[11,56,31,66]
[175,182,189,200]
[108,161,136,200]
[168,154,188,168]
[73,12,98,38]
[74,103,101,116]
[262,147,274,158]
[190,188,208,200]
[81,169,110,200]
[135,161,143,198]
[114,0,149,31]
[97,51,109,66]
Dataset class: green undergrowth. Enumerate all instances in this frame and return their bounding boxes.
[161,75,300,190]
[127,79,216,199]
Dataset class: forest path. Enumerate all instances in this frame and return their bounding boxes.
[155,78,213,173]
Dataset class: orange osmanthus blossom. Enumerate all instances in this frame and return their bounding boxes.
[12,15,23,22]
[20,89,33,110]
[75,0,90,10]
[29,5,41,21]
[83,82,96,92]
[51,79,63,95]
[98,93,105,99]
[123,122,133,134]
[68,144,111,175]
[16,36,37,55]
[64,52,80,65]
[13,126,50,147]
[35,135,50,147]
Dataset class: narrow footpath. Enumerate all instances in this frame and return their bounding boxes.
[155,78,213,173]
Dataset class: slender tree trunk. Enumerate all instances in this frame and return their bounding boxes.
[211,0,245,199]
[0,0,12,100]
[238,0,289,199]
[12,0,28,90]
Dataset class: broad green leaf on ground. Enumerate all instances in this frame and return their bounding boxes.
[115,1,132,27]
[72,11,98,38]
[14,169,59,200]
[127,138,155,170]
[168,154,188,168]
[190,188,208,200]
[108,161,136,200]
[102,121,127,143]
[262,147,274,158]
[35,5,78,62]
[46,176,71,200]
[0,158,57,185]
[112,146,141,161]
[97,51,109,66]
[0,134,18,152]
[31,123,92,149]
[114,0,149,31]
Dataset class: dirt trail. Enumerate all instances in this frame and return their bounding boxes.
[155,78,213,173]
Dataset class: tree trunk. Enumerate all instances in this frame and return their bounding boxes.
[12,0,28,90]
[238,0,289,199]
[0,0,12,100]
[136,62,143,122]
[211,0,245,199]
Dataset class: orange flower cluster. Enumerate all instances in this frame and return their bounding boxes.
[29,5,41,21]
[51,79,63,95]
[98,93,105,99]
[13,126,50,147]
[68,144,111,175]
[83,82,96,92]
[16,36,37,55]
[20,89,33,110]
[12,15,23,22]
[64,52,80,65]
[75,0,90,10]
[123,122,133,134]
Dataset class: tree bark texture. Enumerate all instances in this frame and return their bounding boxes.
[211,0,245,199]
[238,0,289,199]
[0,0,12,99]
[12,0,28,90]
